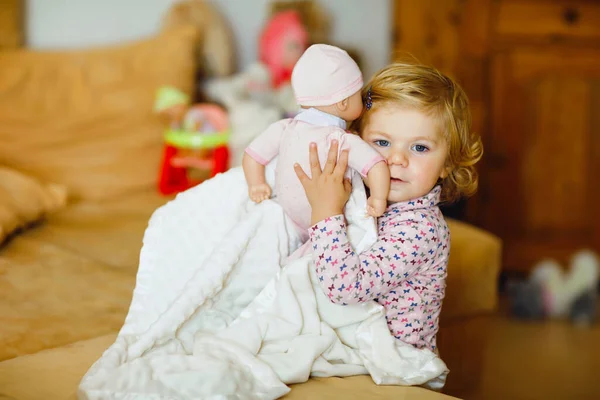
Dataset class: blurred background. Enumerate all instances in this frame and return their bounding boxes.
[1,0,599,399]
[25,0,391,81]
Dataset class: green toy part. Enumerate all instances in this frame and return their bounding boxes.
[154,86,190,112]
[164,130,230,149]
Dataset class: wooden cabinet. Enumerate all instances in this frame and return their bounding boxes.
[393,0,600,272]
[488,47,600,272]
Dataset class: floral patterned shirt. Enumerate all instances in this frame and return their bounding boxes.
[310,186,449,351]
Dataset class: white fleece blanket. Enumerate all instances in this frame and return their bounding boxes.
[78,164,448,399]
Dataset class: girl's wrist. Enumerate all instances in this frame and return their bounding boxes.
[311,206,344,226]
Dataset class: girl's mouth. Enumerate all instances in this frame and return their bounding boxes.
[391,178,405,184]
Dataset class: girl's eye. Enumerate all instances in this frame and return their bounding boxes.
[412,144,429,153]
[374,139,391,147]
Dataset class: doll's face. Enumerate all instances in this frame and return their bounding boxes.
[337,91,364,123]
[345,91,364,122]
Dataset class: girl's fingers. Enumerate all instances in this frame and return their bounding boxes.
[294,163,310,187]
[309,143,322,178]
[323,140,339,175]
[334,149,349,178]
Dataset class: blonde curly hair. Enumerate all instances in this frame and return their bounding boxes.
[350,62,483,204]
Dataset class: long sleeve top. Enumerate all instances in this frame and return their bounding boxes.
[310,186,449,351]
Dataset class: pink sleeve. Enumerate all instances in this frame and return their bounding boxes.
[309,213,439,305]
[341,133,386,177]
[245,119,291,165]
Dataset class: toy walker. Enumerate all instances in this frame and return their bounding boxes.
[155,87,230,195]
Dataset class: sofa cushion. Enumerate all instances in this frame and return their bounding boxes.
[0,166,67,244]
[0,333,457,400]
[0,334,116,400]
[0,27,198,201]
[287,376,456,399]
[0,0,23,49]
[0,237,136,361]
[25,190,170,269]
[443,219,502,321]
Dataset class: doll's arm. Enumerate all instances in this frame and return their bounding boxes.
[243,119,290,203]
[243,153,271,203]
[364,162,390,217]
[341,133,390,217]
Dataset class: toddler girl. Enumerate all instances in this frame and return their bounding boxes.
[243,44,390,241]
[294,62,483,351]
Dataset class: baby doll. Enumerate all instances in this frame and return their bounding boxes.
[242,44,390,240]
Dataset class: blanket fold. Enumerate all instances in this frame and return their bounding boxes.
[79,164,447,400]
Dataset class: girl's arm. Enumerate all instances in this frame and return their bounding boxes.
[294,140,438,305]
[309,212,438,305]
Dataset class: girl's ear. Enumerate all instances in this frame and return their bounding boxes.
[440,164,453,179]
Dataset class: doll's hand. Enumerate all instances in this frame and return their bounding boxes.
[367,196,387,218]
[249,183,272,203]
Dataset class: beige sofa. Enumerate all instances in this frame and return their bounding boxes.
[0,24,501,400]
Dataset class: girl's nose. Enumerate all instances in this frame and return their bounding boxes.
[388,151,408,167]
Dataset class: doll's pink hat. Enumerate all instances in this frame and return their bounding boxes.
[291,44,363,107]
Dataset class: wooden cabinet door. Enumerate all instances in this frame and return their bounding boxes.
[485,48,600,272]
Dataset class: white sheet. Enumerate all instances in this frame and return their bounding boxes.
[78,163,447,399]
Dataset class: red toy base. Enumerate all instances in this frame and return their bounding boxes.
[157,144,229,195]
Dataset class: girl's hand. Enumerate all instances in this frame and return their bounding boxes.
[294,140,352,225]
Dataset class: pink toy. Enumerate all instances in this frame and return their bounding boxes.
[259,10,309,88]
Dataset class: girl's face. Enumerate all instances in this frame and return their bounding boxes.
[361,104,449,204]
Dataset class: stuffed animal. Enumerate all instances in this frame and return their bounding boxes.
[161,0,235,79]
[506,278,546,320]
[204,72,285,168]
[258,9,309,89]
[507,249,599,326]
[268,0,330,45]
